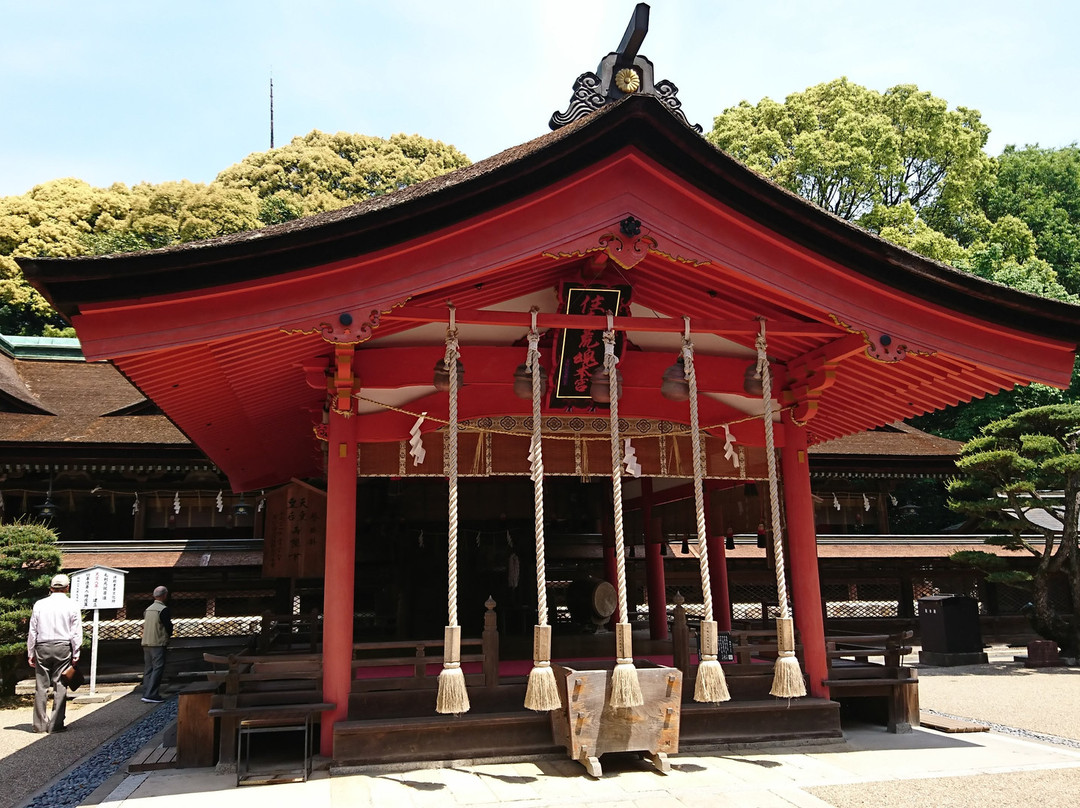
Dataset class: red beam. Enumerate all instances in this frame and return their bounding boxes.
[383,307,838,337]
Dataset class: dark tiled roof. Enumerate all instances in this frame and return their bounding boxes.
[0,356,188,445]
[809,422,962,457]
[60,550,260,569]
[0,353,55,414]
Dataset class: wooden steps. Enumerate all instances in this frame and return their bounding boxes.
[334,711,559,765]
[680,698,843,745]
[128,743,178,772]
[333,696,843,766]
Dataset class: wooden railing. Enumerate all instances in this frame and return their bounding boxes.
[350,596,500,692]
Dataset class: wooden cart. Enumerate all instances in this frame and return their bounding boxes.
[550,660,681,777]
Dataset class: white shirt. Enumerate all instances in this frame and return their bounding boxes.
[27,591,83,662]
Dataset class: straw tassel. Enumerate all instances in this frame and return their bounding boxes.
[695,620,731,703]
[769,617,805,698]
[437,625,470,714]
[525,624,561,711]
[611,623,643,709]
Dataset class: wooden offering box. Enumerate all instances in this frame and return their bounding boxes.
[550,661,682,777]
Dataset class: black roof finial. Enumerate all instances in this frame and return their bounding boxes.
[549,3,700,132]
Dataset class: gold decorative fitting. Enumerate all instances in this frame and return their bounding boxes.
[615,68,641,94]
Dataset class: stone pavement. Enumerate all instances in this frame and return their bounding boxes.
[92,724,1080,808]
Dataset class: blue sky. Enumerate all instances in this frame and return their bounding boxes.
[1,0,1077,198]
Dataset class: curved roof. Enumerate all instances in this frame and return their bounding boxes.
[20,96,1080,490]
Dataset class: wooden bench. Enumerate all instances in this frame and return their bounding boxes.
[203,652,334,785]
[823,630,918,733]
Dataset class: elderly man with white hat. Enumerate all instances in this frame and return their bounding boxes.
[26,573,83,733]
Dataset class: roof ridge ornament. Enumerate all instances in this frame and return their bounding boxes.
[549,3,701,133]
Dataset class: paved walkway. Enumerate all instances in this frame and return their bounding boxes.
[6,646,1080,808]
[95,724,1080,808]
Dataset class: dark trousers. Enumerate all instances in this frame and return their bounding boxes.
[142,645,166,699]
[33,641,72,732]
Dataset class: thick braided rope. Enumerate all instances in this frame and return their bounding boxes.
[528,330,549,624]
[445,331,461,627]
[604,329,630,626]
[756,320,791,619]
[682,337,714,624]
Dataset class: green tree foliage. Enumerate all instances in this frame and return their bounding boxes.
[0,178,133,334]
[215,131,471,221]
[947,404,1080,655]
[708,78,992,223]
[981,144,1080,295]
[707,79,1079,306]
[0,132,471,336]
[0,521,62,697]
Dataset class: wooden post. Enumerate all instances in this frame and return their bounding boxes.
[482,596,499,688]
[671,593,689,677]
[780,413,828,698]
[217,655,240,767]
[641,480,668,641]
[177,682,217,768]
[702,480,732,631]
[321,347,358,755]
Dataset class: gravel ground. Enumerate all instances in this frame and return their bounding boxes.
[808,768,1080,808]
[806,647,1080,808]
[916,662,1080,741]
[0,685,171,808]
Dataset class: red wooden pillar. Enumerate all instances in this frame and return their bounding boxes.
[321,347,358,753]
[780,411,828,699]
[641,480,668,640]
[702,480,732,631]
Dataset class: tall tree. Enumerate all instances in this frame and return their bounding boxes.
[0,521,62,697]
[214,131,471,221]
[708,78,992,225]
[0,178,132,335]
[947,404,1080,656]
[0,132,471,336]
[981,145,1080,296]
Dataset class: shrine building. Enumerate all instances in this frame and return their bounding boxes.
[19,7,1080,768]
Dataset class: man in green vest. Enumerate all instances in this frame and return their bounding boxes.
[141,586,172,703]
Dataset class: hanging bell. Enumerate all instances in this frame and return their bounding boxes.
[725,527,735,551]
[589,365,623,403]
[433,357,465,392]
[743,362,764,396]
[660,356,689,402]
[513,362,547,399]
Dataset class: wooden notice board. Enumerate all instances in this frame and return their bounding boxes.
[262,480,327,578]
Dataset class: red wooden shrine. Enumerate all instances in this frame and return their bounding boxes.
[23,95,1080,753]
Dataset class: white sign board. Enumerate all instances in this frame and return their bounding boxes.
[70,565,127,610]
